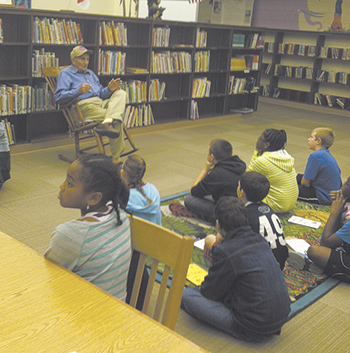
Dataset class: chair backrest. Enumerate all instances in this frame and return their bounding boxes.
[128,216,194,330]
[43,66,69,93]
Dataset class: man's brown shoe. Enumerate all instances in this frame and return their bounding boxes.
[95,124,120,139]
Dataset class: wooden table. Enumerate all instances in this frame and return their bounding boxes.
[0,231,207,353]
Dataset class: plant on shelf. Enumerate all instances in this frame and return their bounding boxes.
[148,0,166,20]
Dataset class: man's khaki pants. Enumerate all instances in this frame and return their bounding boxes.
[78,90,126,160]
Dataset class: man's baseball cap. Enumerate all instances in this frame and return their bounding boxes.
[70,45,93,59]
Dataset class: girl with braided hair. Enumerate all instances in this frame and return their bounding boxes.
[247,128,298,213]
[45,153,131,301]
[121,154,161,226]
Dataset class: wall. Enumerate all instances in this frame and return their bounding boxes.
[252,0,350,32]
[31,0,136,17]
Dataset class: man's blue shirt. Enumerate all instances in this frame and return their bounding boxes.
[54,65,112,105]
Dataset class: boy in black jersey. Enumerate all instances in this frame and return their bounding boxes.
[237,171,289,270]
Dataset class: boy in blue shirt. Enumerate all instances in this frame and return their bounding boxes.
[298,127,341,205]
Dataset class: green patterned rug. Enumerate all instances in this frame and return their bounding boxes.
[155,191,341,319]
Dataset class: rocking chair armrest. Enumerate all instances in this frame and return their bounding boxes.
[59,97,82,109]
[70,122,99,133]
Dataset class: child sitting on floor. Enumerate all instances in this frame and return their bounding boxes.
[237,171,289,270]
[307,176,350,283]
[121,154,161,309]
[247,128,298,213]
[181,197,291,342]
[121,154,161,226]
[297,127,342,205]
[45,153,131,301]
[184,139,246,223]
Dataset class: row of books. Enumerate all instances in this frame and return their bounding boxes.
[195,29,207,48]
[151,51,192,74]
[149,79,166,101]
[190,100,199,120]
[314,93,347,108]
[271,65,313,79]
[0,83,56,116]
[98,50,126,75]
[319,47,350,60]
[232,33,264,49]
[316,70,349,84]
[152,26,170,47]
[277,43,316,57]
[194,51,210,73]
[32,17,83,45]
[122,80,147,104]
[0,119,15,145]
[244,55,259,70]
[228,76,247,95]
[192,77,211,98]
[123,103,155,128]
[32,49,59,77]
[99,21,127,46]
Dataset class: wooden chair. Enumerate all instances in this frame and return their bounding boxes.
[128,216,194,330]
[43,66,138,161]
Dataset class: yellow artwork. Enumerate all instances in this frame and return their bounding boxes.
[186,264,208,287]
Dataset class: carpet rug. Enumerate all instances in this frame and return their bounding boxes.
[157,192,341,319]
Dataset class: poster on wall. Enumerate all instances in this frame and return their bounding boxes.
[252,0,350,33]
[14,0,31,8]
[0,0,14,6]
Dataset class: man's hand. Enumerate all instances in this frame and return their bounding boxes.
[108,78,122,92]
[79,83,92,95]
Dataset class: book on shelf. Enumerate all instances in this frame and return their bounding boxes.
[230,57,246,71]
[0,84,35,116]
[307,45,316,57]
[195,28,207,48]
[123,103,155,128]
[149,79,166,101]
[122,80,147,104]
[194,51,210,72]
[316,70,326,82]
[325,94,334,107]
[33,17,84,45]
[228,76,247,95]
[125,67,148,74]
[336,97,345,109]
[0,119,15,145]
[0,18,3,44]
[273,87,281,98]
[318,47,328,58]
[244,55,259,70]
[192,77,211,98]
[261,85,270,97]
[152,26,170,47]
[245,33,263,49]
[151,51,192,74]
[265,42,274,53]
[190,100,199,120]
[264,63,272,74]
[100,21,127,46]
[232,33,245,48]
[32,49,59,77]
[98,49,126,75]
[337,72,348,85]
[342,48,350,60]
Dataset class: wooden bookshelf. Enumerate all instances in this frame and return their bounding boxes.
[261,29,350,111]
[0,8,264,143]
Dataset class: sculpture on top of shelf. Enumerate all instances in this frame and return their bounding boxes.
[148,0,166,20]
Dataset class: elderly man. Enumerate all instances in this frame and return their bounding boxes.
[54,45,127,162]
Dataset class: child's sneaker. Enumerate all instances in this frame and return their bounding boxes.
[169,202,199,218]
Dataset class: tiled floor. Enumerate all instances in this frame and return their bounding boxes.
[1,97,350,352]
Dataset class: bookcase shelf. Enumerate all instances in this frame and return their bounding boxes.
[261,29,350,111]
[0,8,263,143]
